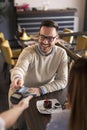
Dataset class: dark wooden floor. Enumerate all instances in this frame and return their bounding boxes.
[0,52,10,113]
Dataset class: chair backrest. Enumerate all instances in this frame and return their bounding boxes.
[76,35,87,50]
[1,40,16,66]
[0,32,5,42]
[62,28,74,44]
[0,32,5,49]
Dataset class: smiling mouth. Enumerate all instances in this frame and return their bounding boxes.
[41,44,50,48]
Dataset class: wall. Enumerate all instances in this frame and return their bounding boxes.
[84,0,87,31]
[0,1,16,39]
[14,0,86,31]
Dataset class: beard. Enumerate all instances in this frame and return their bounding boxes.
[39,42,53,54]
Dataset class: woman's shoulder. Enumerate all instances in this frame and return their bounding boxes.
[46,110,70,130]
[51,109,70,122]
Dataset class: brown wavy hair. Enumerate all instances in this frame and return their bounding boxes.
[68,58,87,130]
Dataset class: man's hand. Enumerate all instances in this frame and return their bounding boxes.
[10,78,24,91]
[29,87,41,96]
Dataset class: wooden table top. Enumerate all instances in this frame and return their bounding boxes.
[24,89,67,130]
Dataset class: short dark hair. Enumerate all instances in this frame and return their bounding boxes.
[40,20,59,32]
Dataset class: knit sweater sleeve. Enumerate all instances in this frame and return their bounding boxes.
[40,49,68,94]
[10,47,32,81]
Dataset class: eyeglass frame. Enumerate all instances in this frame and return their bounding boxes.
[39,34,57,42]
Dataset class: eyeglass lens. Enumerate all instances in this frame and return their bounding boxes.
[39,34,56,42]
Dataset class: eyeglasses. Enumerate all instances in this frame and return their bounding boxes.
[39,34,57,42]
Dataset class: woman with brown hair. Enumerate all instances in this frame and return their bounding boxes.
[46,57,87,130]
[68,57,87,130]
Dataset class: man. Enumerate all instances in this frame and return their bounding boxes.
[9,20,68,101]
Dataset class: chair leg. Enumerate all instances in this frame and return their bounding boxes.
[2,62,11,84]
[3,62,8,79]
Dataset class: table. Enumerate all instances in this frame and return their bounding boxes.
[73,49,87,57]
[15,34,38,48]
[58,39,75,51]
[24,88,67,130]
[17,39,36,48]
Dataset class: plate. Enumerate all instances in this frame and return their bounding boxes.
[36,99,62,114]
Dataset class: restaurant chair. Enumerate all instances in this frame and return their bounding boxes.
[75,35,87,50]
[74,35,87,57]
[62,28,74,44]
[0,32,5,41]
[0,32,5,49]
[0,33,21,69]
[1,40,20,79]
[0,32,22,52]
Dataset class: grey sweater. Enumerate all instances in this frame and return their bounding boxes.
[11,44,68,94]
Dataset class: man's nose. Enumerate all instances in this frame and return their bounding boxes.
[43,38,49,44]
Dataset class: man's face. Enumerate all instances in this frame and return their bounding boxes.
[38,26,58,54]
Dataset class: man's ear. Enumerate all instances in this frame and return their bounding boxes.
[55,34,59,42]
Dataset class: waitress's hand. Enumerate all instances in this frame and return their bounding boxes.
[62,101,71,109]
[29,87,41,97]
[10,78,24,91]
